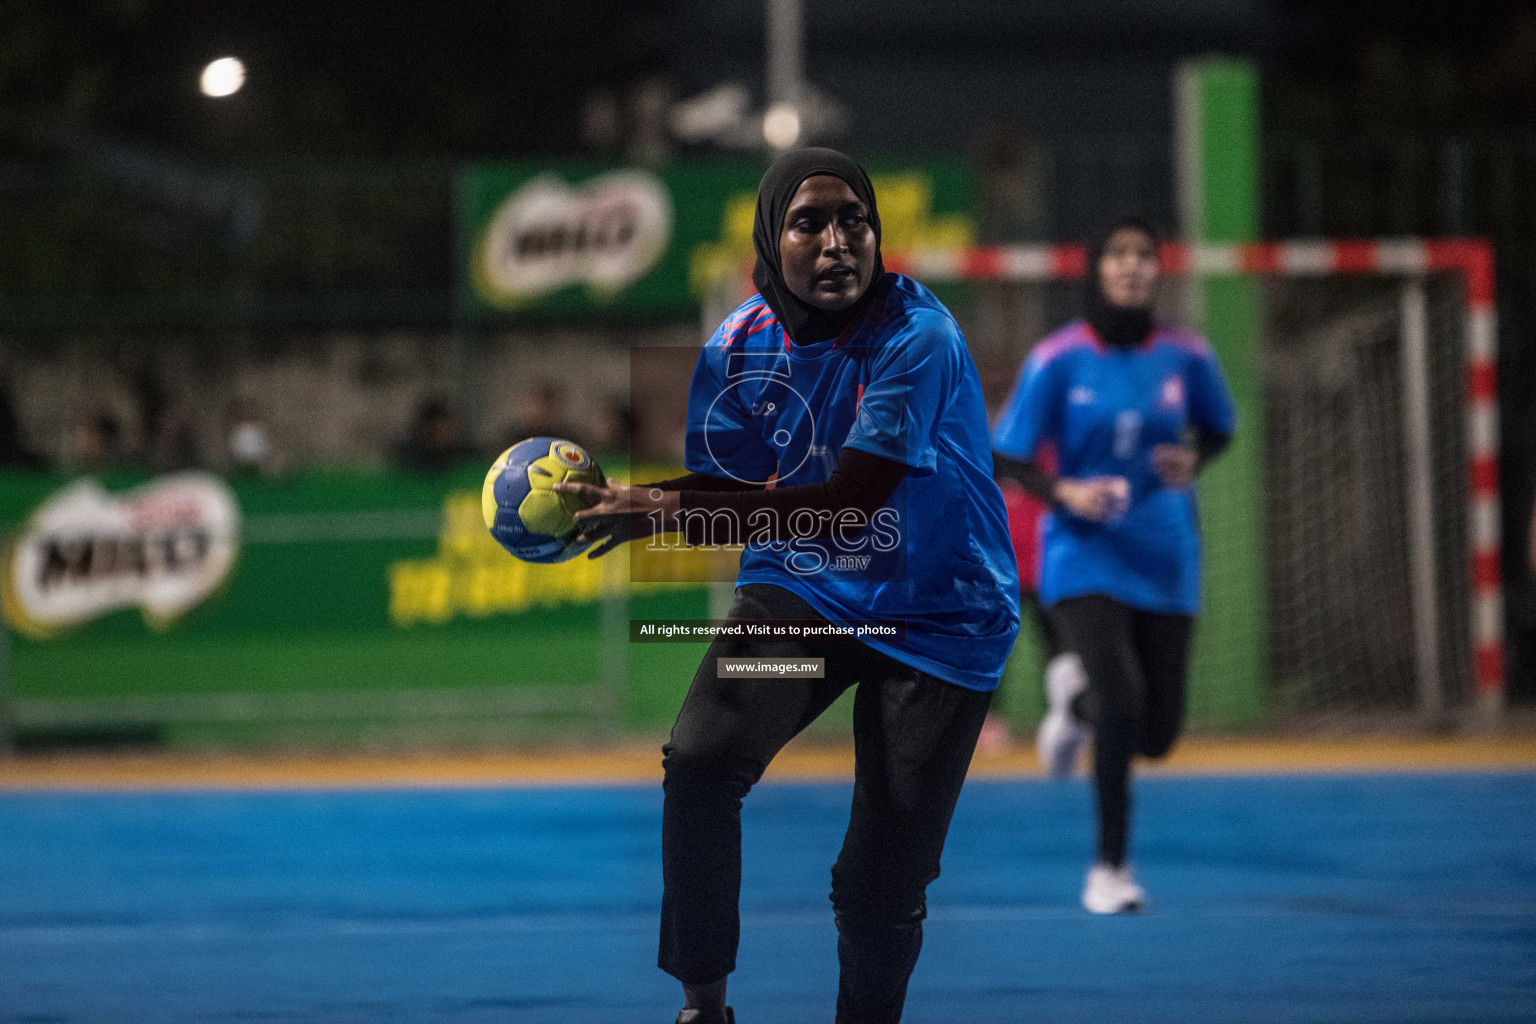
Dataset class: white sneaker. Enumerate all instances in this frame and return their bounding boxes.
[1036,653,1088,778]
[1082,862,1146,914]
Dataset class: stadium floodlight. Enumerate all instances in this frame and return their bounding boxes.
[763,103,801,150]
[200,57,246,98]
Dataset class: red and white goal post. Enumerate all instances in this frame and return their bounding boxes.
[886,238,1501,721]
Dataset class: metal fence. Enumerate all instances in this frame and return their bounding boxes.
[4,132,1534,327]
[0,162,454,332]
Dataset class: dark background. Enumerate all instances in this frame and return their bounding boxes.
[7,1,1535,158]
[2,0,1533,697]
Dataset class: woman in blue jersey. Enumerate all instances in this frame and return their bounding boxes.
[992,217,1236,915]
[556,148,1019,1024]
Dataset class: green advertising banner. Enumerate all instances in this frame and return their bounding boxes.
[0,467,720,748]
[457,161,976,318]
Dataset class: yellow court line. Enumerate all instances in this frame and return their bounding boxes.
[2,735,1535,792]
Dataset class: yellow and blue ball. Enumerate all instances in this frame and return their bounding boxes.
[481,437,606,563]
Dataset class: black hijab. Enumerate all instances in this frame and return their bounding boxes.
[1084,216,1158,348]
[751,147,887,345]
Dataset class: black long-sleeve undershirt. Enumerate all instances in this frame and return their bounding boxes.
[650,448,909,545]
[1191,428,1233,471]
[992,453,1058,503]
[993,429,1232,503]
[650,472,755,493]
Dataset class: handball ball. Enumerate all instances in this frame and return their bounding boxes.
[481,437,606,563]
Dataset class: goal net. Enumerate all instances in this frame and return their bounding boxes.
[902,240,1502,729]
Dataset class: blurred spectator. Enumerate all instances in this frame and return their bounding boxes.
[587,398,633,461]
[393,396,478,474]
[69,412,127,473]
[662,406,688,462]
[0,388,48,471]
[511,383,570,441]
[144,404,201,473]
[973,127,1048,243]
[226,406,284,478]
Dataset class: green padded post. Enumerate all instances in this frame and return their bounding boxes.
[1175,58,1268,729]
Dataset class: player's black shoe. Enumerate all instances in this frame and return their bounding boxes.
[674,1008,735,1024]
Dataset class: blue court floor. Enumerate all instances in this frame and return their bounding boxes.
[3,771,1534,1023]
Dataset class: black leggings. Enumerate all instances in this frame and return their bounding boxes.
[1050,595,1194,867]
[660,583,991,1023]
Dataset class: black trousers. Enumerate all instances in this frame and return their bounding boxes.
[1050,595,1194,867]
[660,583,992,1024]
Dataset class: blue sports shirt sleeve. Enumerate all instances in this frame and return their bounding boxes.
[841,312,954,474]
[991,348,1063,460]
[682,338,778,482]
[1186,343,1238,437]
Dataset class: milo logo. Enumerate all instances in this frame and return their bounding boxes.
[474,170,673,307]
[3,474,240,637]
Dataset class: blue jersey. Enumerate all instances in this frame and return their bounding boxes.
[991,320,1237,615]
[684,275,1020,692]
